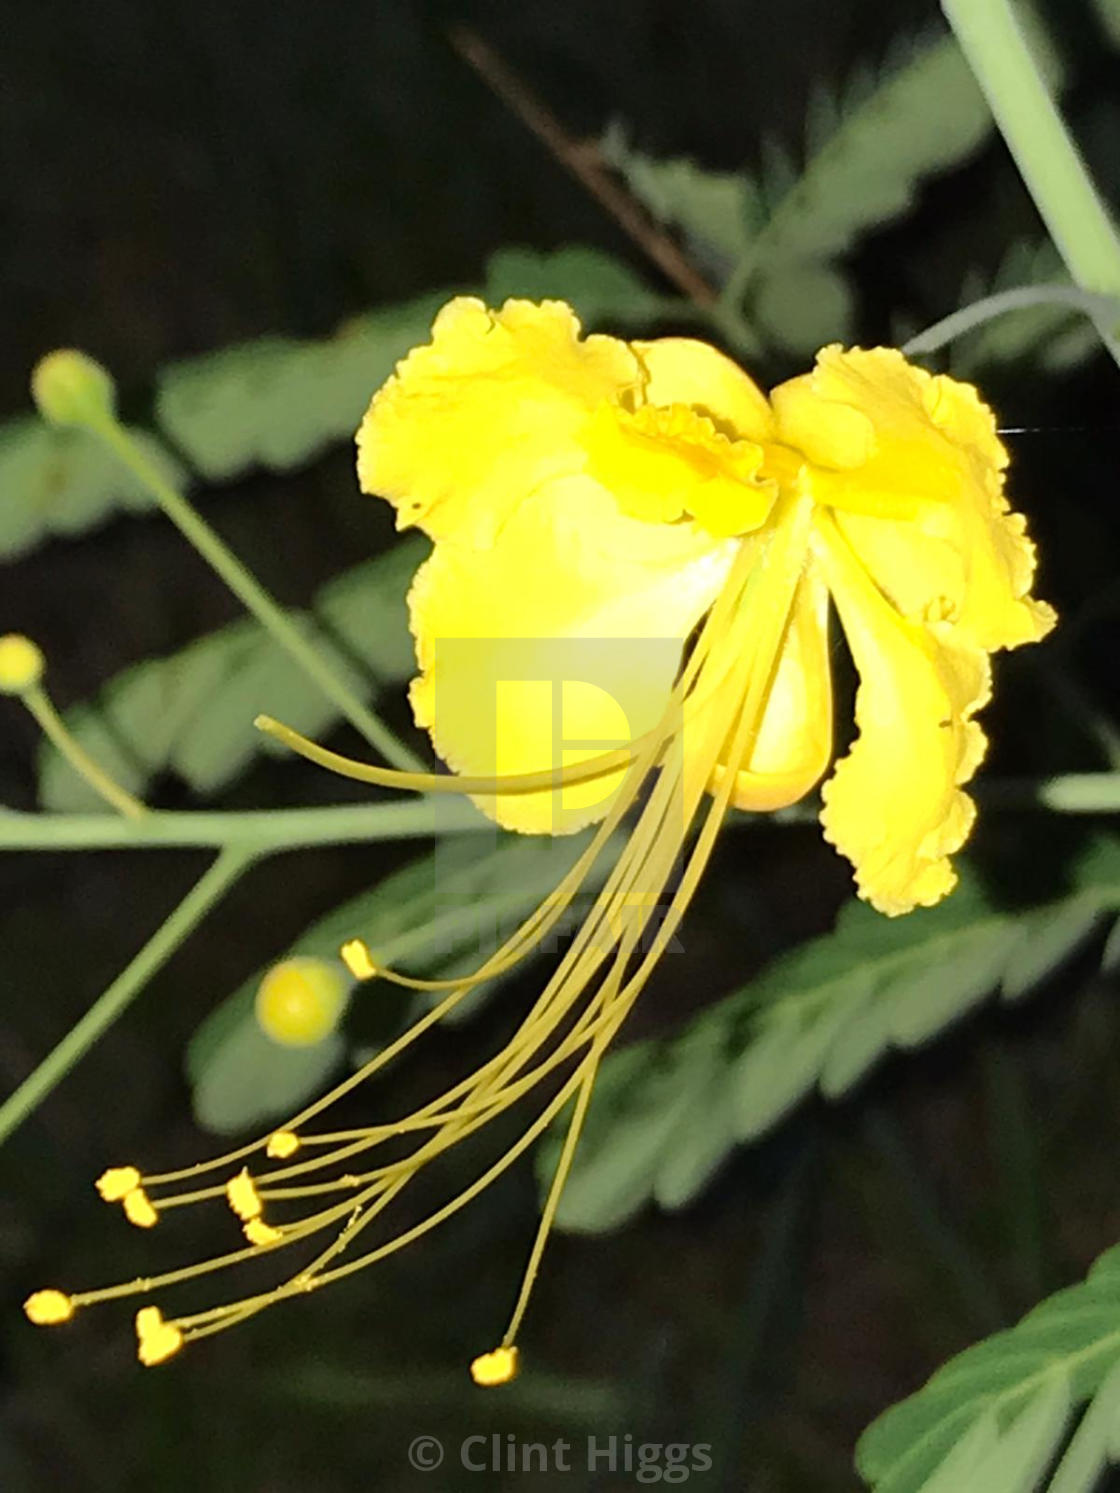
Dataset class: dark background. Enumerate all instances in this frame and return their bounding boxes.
[2,1,1119,1489]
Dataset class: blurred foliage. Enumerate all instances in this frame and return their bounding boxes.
[0,420,187,560]
[542,839,1120,1234]
[949,238,1103,377]
[606,29,1000,354]
[187,831,614,1132]
[37,538,423,809]
[1092,0,1120,47]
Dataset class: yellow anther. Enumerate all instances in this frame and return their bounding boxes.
[340,938,379,981]
[244,1218,284,1246]
[266,1130,300,1160]
[0,635,45,696]
[255,957,348,1048]
[226,1167,263,1221]
[135,1306,183,1367]
[469,1345,520,1387]
[24,1289,74,1325]
[31,349,117,431]
[96,1165,142,1202]
[122,1187,159,1229]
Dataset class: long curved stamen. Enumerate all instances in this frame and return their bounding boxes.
[31,499,813,1371]
[255,713,647,796]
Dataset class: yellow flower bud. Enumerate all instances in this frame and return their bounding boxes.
[96,1164,142,1202]
[24,1289,74,1325]
[0,634,45,696]
[255,957,349,1048]
[469,1345,520,1387]
[135,1306,183,1366]
[31,349,117,431]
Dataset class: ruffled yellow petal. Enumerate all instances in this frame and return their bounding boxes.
[812,513,990,916]
[711,562,833,811]
[357,297,639,543]
[408,473,735,834]
[632,336,775,443]
[582,400,775,537]
[777,347,1056,650]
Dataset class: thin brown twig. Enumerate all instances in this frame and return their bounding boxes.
[448,24,719,308]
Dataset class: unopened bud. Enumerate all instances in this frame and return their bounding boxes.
[0,634,44,696]
[255,957,349,1048]
[31,349,116,431]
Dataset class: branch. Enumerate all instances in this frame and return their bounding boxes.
[448,25,719,308]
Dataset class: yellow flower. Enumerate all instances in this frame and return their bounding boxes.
[29,299,1052,1377]
[359,297,1053,910]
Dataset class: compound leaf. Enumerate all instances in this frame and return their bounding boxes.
[187,832,611,1134]
[547,839,1120,1233]
[37,537,424,810]
[599,121,759,274]
[858,1247,1120,1493]
[0,418,188,560]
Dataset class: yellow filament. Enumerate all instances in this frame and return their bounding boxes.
[42,508,813,1360]
[255,713,645,795]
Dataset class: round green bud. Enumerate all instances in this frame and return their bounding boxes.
[0,634,45,695]
[255,957,350,1048]
[31,349,117,431]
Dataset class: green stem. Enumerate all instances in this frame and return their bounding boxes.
[90,417,424,773]
[22,685,147,819]
[0,796,488,851]
[903,283,1120,358]
[0,848,250,1148]
[942,0,1120,363]
[0,771,1114,854]
[1036,774,1120,814]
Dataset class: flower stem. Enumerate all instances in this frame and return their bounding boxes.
[903,284,1120,358]
[942,0,1120,363]
[21,685,147,819]
[0,848,250,1148]
[0,797,488,851]
[89,416,424,773]
[0,773,1114,854]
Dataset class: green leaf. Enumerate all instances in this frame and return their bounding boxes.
[750,261,856,356]
[187,832,615,1134]
[3,247,663,560]
[484,245,667,324]
[598,121,759,271]
[37,538,424,810]
[857,1243,1120,1493]
[547,1017,727,1234]
[1001,891,1109,1001]
[0,417,188,560]
[743,33,993,274]
[156,247,663,484]
[190,1014,345,1136]
[1046,1358,1120,1493]
[155,291,452,482]
[1091,0,1120,48]
[550,839,1120,1234]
